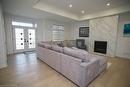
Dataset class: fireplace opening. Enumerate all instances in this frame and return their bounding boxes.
[94,41,107,54]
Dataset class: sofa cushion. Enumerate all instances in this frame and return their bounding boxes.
[63,47,89,61]
[71,47,79,50]
[39,43,52,49]
[52,45,63,53]
[72,47,89,56]
[37,43,44,47]
[88,54,107,65]
[63,40,76,47]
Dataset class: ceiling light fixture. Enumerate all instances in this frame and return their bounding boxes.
[106,2,110,6]
[69,4,72,8]
[81,10,85,14]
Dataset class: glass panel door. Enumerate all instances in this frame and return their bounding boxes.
[28,29,35,49]
[14,28,36,53]
[14,28,24,50]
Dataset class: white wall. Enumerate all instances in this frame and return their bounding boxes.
[36,19,45,42]
[70,14,130,59]
[43,19,71,41]
[70,16,119,57]
[116,12,130,59]
[0,2,7,68]
[89,15,119,57]
[4,15,13,54]
[70,20,90,48]
[4,14,71,54]
[4,14,43,54]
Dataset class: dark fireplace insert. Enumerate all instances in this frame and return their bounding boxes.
[94,41,107,54]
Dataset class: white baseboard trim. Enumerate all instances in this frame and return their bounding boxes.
[116,56,130,60]
[0,64,7,69]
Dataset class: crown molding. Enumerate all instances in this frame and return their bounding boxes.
[33,3,130,21]
[33,2,79,21]
[80,4,130,20]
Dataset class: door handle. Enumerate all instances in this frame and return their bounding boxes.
[24,39,29,43]
[24,39,26,42]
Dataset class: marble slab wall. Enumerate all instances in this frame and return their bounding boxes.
[89,15,118,57]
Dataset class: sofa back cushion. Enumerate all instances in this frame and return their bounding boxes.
[72,47,89,55]
[63,47,89,61]
[52,45,63,53]
[37,43,44,47]
[63,40,76,47]
[39,43,52,49]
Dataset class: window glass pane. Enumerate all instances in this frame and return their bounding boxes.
[28,29,35,48]
[34,23,37,28]
[52,25,64,41]
[15,28,24,50]
[12,21,33,27]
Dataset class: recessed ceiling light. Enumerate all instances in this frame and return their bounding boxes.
[106,2,110,6]
[69,4,72,8]
[81,10,85,14]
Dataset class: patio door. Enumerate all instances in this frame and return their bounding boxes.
[13,27,36,53]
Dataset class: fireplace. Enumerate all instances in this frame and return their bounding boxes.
[94,41,107,54]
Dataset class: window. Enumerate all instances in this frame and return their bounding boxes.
[12,21,37,28]
[52,25,64,41]
[15,28,24,50]
[28,29,36,48]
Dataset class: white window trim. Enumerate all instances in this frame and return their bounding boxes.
[12,20,37,28]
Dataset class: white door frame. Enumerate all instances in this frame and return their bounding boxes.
[13,26,36,53]
[26,28,36,52]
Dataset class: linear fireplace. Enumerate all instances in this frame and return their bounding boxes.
[94,41,107,54]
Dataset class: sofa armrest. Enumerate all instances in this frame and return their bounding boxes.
[79,59,100,87]
[80,59,99,69]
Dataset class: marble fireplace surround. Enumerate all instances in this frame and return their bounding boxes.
[89,15,119,57]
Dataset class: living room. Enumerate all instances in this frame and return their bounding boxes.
[0,0,130,87]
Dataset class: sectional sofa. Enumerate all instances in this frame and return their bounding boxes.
[36,42,107,87]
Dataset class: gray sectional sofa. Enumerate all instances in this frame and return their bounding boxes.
[36,42,107,87]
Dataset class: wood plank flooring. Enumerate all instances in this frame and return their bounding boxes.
[0,53,130,87]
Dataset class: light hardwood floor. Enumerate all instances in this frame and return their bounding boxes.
[0,52,130,87]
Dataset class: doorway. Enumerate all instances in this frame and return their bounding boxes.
[12,21,36,53]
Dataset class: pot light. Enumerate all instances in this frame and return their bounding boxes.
[69,4,72,8]
[81,10,85,14]
[107,2,110,6]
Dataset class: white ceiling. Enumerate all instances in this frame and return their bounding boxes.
[2,0,130,22]
[39,0,130,16]
[2,0,76,22]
